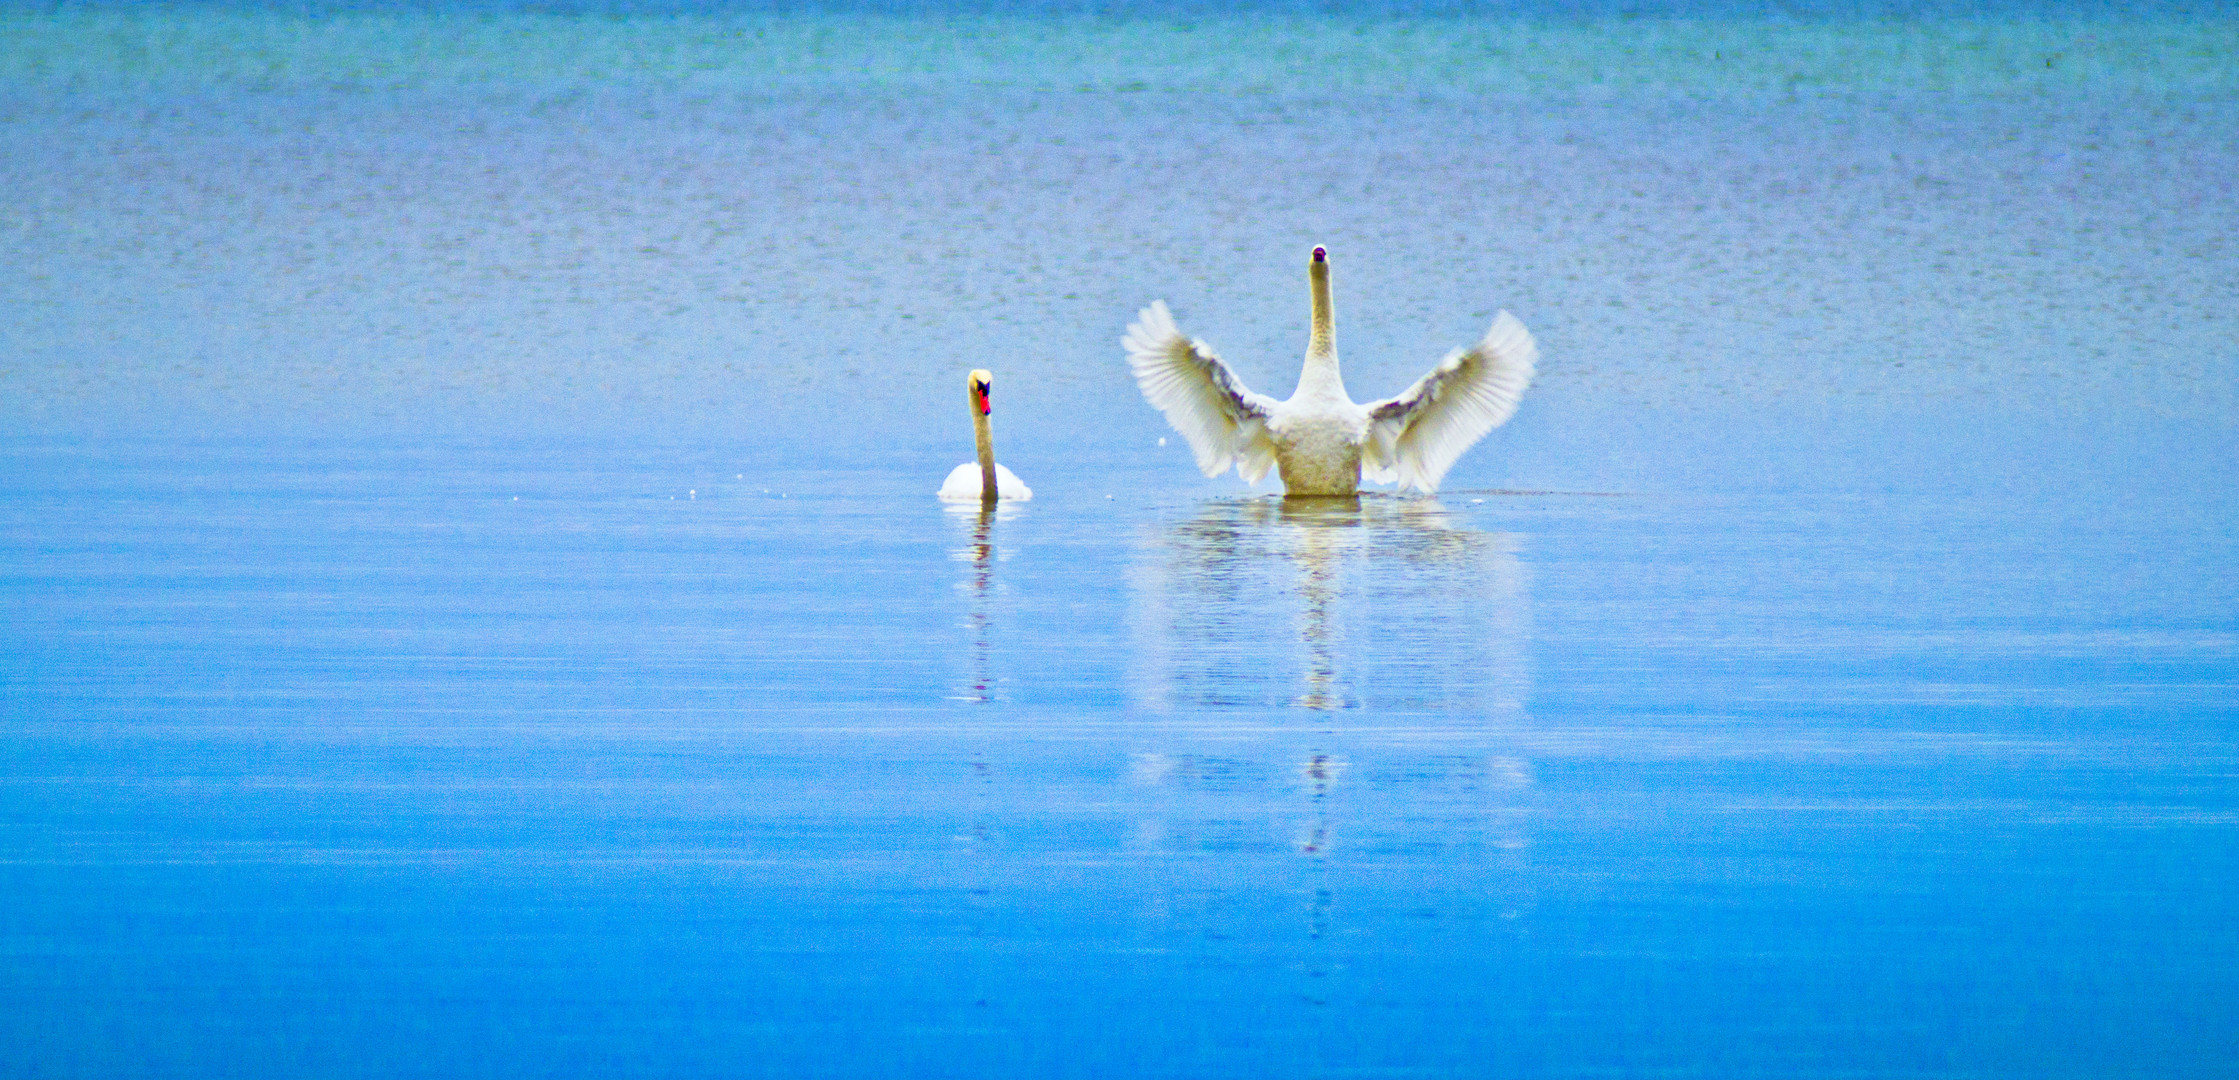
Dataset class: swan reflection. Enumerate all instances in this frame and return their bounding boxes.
[1128,495,1529,717]
[1127,495,1537,945]
[947,500,1023,703]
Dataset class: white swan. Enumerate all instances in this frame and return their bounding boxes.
[938,368,1032,502]
[1125,246,1536,496]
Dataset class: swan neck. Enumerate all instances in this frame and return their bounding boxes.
[974,405,997,502]
[1301,259,1343,394]
[1308,260,1335,356]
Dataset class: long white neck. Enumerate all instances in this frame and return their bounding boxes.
[1297,259,1346,400]
[973,405,997,502]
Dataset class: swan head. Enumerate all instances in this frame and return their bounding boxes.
[969,369,993,415]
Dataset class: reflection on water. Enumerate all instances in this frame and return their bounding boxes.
[1123,494,1540,956]
[1303,751,1337,943]
[1129,496,1531,717]
[947,501,1021,703]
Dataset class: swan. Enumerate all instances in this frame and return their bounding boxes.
[1125,246,1536,496]
[938,368,1032,502]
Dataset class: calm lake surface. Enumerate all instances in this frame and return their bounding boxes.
[4,3,2236,1076]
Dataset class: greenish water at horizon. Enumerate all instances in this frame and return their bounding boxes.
[6,6,2235,97]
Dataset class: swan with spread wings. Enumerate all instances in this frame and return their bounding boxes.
[1125,246,1536,496]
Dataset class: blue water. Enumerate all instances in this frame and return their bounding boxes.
[4,3,2237,1076]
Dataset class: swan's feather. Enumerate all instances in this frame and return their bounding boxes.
[1124,300,1280,484]
[1362,311,1536,493]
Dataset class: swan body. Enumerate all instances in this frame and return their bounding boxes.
[1125,247,1535,495]
[938,368,1032,502]
[940,462,1032,501]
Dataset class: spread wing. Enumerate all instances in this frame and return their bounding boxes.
[1123,300,1281,484]
[1362,311,1537,494]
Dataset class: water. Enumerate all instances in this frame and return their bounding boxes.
[4,4,2237,1076]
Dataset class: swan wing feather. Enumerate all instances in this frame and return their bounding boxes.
[1124,300,1280,483]
[1362,311,1537,493]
